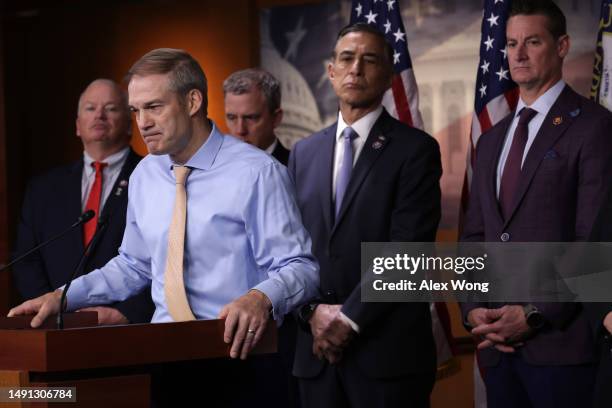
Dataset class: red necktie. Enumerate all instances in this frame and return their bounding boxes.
[83,161,108,246]
[499,107,537,220]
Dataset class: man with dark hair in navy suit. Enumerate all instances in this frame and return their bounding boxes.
[461,1,612,406]
[289,22,442,408]
[13,79,154,325]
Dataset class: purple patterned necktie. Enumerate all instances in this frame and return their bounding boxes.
[335,127,358,216]
[499,107,538,220]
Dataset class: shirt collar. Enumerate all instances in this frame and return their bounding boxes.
[264,138,278,155]
[167,120,223,172]
[336,105,383,141]
[83,146,130,173]
[515,79,565,119]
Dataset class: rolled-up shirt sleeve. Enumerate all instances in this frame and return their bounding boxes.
[65,182,153,311]
[244,161,320,319]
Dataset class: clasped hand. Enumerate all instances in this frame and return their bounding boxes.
[309,304,354,364]
[468,306,530,353]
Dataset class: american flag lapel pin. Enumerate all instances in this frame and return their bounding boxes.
[372,135,386,150]
[115,180,128,196]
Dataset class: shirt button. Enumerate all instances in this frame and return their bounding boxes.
[500,232,510,242]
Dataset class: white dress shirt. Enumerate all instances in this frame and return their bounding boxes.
[332,106,383,201]
[81,146,130,212]
[265,138,278,155]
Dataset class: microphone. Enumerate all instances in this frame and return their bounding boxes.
[0,210,96,272]
[57,214,108,329]
[74,209,96,227]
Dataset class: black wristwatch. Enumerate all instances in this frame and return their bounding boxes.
[298,303,319,332]
[523,304,545,329]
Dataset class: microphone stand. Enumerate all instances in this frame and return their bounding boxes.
[0,210,95,272]
[57,216,108,329]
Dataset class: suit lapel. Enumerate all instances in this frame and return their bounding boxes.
[99,149,139,223]
[86,149,140,263]
[271,140,289,166]
[332,110,392,236]
[68,160,86,254]
[503,86,579,227]
[317,126,336,234]
[487,115,514,225]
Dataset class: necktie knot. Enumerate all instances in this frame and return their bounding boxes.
[518,107,537,126]
[342,127,358,142]
[92,161,107,173]
[173,166,191,185]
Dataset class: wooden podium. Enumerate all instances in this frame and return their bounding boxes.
[0,314,276,407]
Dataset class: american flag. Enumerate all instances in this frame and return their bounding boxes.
[350,0,423,128]
[591,0,612,110]
[463,1,518,406]
[350,0,456,371]
[463,0,518,203]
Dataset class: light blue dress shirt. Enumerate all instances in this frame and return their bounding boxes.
[66,123,320,322]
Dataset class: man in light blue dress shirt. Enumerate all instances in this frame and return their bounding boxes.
[9,49,319,372]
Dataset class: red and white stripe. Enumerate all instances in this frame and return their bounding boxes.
[382,67,455,366]
[466,89,519,189]
[382,69,424,130]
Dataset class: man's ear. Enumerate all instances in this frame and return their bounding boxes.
[76,117,82,138]
[557,34,570,59]
[187,89,203,117]
[272,108,283,129]
[328,60,335,82]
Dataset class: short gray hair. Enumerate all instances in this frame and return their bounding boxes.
[223,68,281,113]
[77,78,130,118]
[126,48,208,115]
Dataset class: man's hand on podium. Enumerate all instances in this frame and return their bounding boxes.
[77,306,128,325]
[7,289,63,328]
[218,289,272,360]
